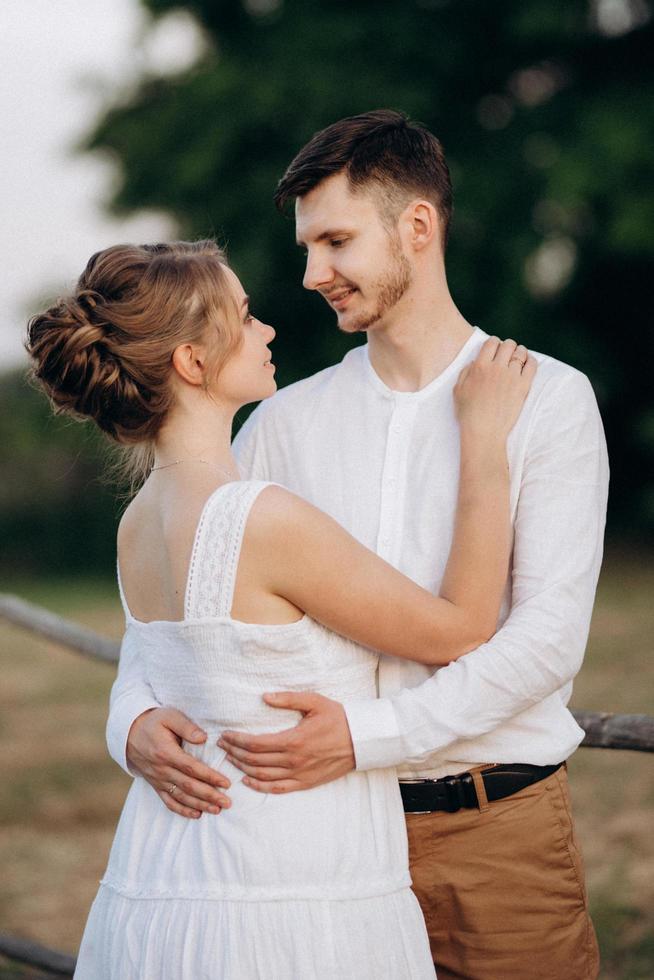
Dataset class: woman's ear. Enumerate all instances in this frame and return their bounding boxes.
[171,342,208,387]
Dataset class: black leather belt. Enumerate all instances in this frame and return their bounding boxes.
[400,763,563,814]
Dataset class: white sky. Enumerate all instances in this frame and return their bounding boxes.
[0,0,205,370]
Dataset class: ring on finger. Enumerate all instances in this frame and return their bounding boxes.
[168,783,178,797]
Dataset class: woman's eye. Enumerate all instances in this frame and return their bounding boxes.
[244,311,254,323]
[330,239,346,248]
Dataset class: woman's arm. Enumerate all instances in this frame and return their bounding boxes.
[245,338,536,666]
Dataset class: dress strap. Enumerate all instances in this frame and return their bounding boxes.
[184,480,274,620]
[116,559,135,623]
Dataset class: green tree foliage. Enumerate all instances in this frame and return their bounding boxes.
[83,0,654,536]
[0,372,121,577]
[4,0,653,579]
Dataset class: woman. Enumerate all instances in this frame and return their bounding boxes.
[27,240,535,979]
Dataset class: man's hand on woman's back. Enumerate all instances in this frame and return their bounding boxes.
[127,707,232,818]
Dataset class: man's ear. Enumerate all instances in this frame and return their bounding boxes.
[172,342,208,387]
[404,200,441,254]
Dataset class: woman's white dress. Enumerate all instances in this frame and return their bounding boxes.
[74,480,434,979]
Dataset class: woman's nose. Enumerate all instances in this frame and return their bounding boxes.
[260,321,275,342]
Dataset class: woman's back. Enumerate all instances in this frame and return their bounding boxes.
[117,468,302,626]
[74,480,434,977]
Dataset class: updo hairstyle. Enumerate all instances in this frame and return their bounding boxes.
[26,240,241,449]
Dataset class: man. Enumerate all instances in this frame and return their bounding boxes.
[108,110,607,978]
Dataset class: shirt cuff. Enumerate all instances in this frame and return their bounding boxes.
[343,698,405,771]
[106,695,160,776]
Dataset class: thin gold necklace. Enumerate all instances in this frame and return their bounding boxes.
[150,458,239,481]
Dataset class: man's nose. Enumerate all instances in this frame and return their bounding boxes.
[302,252,333,291]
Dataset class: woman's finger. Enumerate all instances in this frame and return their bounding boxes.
[522,354,538,382]
[508,344,528,371]
[476,336,501,362]
[493,338,518,366]
[160,768,232,809]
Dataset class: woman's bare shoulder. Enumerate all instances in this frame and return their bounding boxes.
[118,477,231,555]
[248,483,319,537]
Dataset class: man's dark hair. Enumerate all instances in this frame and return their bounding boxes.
[274,109,453,247]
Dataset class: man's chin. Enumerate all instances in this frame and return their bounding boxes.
[337,320,368,335]
[336,310,378,334]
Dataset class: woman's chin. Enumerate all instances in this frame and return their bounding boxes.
[255,378,278,401]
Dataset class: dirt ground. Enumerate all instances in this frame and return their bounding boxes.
[1,549,653,978]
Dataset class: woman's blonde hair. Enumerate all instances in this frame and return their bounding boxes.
[26,240,241,484]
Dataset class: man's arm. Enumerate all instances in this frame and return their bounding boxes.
[347,369,608,770]
[221,369,609,787]
[107,631,233,817]
[106,629,163,774]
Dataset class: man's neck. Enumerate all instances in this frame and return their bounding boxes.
[367,295,474,393]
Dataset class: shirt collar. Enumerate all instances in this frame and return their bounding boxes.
[362,327,486,402]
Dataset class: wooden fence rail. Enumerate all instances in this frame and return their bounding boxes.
[1,591,653,974]
[2,591,654,753]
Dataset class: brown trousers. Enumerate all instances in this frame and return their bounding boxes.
[405,766,600,979]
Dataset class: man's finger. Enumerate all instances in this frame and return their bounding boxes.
[263,691,322,712]
[158,789,202,820]
[164,783,226,814]
[242,776,301,794]
[221,744,293,768]
[165,745,232,788]
[219,729,295,754]
[161,768,232,808]
[161,708,208,744]
[228,760,293,781]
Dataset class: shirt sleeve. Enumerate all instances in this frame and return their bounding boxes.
[105,628,160,776]
[344,369,610,771]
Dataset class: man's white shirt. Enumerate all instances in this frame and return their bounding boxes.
[106,327,609,780]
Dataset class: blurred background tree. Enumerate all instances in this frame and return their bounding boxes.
[3,0,653,576]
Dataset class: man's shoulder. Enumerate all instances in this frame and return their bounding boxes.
[471,330,598,416]
[526,349,597,411]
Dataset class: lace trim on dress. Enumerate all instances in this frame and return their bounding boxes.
[185,481,272,620]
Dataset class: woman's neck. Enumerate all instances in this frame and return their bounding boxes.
[153,397,238,476]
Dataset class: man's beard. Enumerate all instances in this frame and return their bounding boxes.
[339,234,412,334]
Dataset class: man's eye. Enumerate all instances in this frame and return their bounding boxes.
[330,239,346,248]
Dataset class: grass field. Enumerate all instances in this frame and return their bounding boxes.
[1,550,653,978]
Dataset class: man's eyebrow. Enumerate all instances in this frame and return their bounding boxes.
[295,230,349,247]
